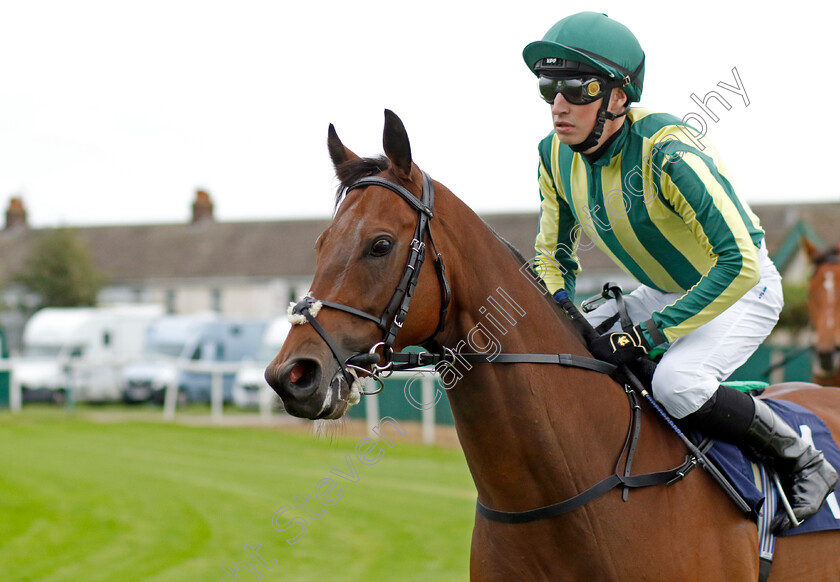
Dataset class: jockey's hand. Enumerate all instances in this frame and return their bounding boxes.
[553,289,569,303]
[590,325,651,365]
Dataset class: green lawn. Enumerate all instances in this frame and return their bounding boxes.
[0,407,475,581]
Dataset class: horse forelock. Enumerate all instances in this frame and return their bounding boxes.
[333,156,391,210]
[814,244,840,265]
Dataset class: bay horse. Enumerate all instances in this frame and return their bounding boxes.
[265,110,840,581]
[803,238,840,387]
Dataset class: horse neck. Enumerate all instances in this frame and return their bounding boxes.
[433,194,632,508]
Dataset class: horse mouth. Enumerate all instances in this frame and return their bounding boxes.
[324,374,355,418]
[301,374,350,420]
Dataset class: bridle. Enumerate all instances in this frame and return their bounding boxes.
[289,170,451,394]
[289,170,614,392]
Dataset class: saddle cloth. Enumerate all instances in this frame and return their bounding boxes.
[703,397,840,537]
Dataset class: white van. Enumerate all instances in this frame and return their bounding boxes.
[232,317,290,408]
[15,304,164,403]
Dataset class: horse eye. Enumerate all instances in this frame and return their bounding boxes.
[369,238,393,257]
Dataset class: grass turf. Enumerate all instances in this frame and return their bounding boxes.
[0,407,475,581]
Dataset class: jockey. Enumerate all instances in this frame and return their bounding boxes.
[523,11,837,532]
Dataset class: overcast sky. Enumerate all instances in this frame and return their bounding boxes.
[0,1,837,228]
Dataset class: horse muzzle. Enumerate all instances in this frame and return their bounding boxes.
[265,357,351,420]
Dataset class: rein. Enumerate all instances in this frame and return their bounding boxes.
[289,171,721,523]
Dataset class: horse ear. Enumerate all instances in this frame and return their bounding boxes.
[327,123,359,169]
[382,109,413,179]
[802,236,820,263]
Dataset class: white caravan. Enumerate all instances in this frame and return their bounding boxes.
[15,304,164,403]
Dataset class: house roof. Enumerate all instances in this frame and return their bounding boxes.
[752,203,840,251]
[483,201,840,275]
[1,200,838,286]
[0,219,333,284]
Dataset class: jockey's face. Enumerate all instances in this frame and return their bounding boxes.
[550,87,628,154]
[550,91,603,146]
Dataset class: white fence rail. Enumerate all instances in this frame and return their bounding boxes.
[0,357,266,417]
[0,360,443,440]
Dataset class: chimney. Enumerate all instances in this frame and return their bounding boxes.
[191,189,214,224]
[5,197,27,231]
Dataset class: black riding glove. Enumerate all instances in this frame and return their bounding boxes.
[589,325,651,366]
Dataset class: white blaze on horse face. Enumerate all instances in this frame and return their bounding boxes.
[328,213,368,290]
[823,270,835,332]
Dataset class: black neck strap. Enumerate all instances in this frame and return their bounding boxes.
[569,95,612,153]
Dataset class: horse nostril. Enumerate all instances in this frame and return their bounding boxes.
[289,362,306,384]
[289,360,319,389]
[265,359,322,398]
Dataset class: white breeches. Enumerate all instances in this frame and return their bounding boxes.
[585,242,783,418]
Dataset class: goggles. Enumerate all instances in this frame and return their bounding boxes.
[538,76,606,105]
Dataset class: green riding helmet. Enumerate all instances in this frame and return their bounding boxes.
[523,12,645,103]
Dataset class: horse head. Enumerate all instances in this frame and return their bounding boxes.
[264,110,448,419]
[803,237,840,376]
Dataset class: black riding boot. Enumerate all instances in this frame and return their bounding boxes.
[745,397,839,533]
[683,386,839,534]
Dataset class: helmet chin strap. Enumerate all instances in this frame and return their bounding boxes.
[569,90,631,153]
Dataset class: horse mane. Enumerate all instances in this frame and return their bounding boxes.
[486,224,528,266]
[333,156,391,210]
[484,220,573,322]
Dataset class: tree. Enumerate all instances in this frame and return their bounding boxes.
[15,228,107,309]
[776,280,810,332]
